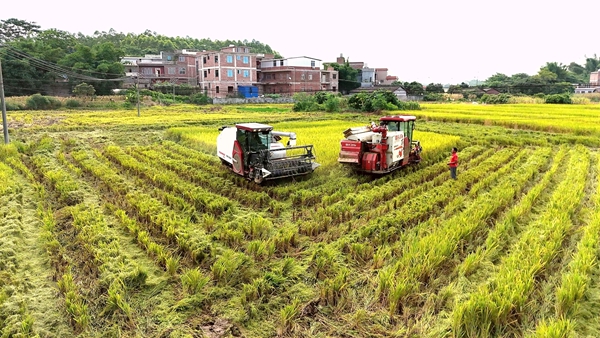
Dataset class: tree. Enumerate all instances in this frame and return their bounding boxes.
[402,81,424,95]
[73,82,96,98]
[0,18,40,42]
[425,83,444,93]
[447,85,463,94]
[324,62,360,94]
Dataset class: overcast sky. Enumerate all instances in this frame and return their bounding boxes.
[3,0,598,84]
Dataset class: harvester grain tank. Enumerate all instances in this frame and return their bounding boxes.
[217,123,320,183]
[338,115,422,174]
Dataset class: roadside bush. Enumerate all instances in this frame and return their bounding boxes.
[65,99,82,109]
[423,93,445,102]
[314,91,330,104]
[480,93,511,104]
[5,102,22,111]
[545,93,572,104]
[292,93,319,111]
[348,90,409,112]
[25,94,62,110]
[324,96,340,112]
[189,93,212,105]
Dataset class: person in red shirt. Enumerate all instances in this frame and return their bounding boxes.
[448,147,458,180]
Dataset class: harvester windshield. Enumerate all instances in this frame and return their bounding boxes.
[237,129,270,152]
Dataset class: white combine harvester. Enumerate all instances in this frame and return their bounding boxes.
[217,123,320,184]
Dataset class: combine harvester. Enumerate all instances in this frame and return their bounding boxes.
[338,115,423,174]
[217,123,319,184]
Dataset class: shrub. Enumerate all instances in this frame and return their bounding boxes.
[545,93,572,104]
[65,99,82,108]
[314,91,333,104]
[5,102,22,111]
[348,90,408,112]
[25,94,62,110]
[480,93,511,104]
[423,93,445,102]
[324,96,340,112]
[189,93,212,105]
[292,93,319,112]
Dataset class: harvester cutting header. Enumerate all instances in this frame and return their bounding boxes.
[217,123,319,184]
[338,115,422,174]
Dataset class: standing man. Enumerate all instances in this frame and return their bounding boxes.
[448,147,458,180]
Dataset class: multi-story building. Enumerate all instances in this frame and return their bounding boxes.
[121,50,198,88]
[121,47,341,96]
[259,56,338,94]
[591,70,599,86]
[335,54,399,88]
[197,45,264,98]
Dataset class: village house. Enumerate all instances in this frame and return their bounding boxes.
[259,56,338,94]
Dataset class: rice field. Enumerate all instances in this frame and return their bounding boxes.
[1,103,600,338]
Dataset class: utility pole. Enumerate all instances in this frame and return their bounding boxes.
[0,59,9,144]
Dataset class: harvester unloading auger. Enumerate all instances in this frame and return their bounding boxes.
[217,123,320,184]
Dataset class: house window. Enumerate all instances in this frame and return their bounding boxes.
[243,70,249,78]
[179,67,186,74]
[142,68,152,75]
[311,60,315,67]
[227,69,233,77]
[301,74,305,80]
[203,57,206,64]
[167,55,172,61]
[215,55,219,63]
[215,69,219,77]
[237,70,241,74]
[227,55,233,63]
[273,61,276,67]
[179,56,185,62]
[243,56,249,64]
[245,48,249,53]
[167,67,176,75]
[280,60,284,66]
[308,74,312,80]
[333,74,337,79]
[237,55,241,60]
[216,86,219,94]
[204,70,207,78]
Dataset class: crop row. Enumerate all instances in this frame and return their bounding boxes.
[349,147,536,270]
[0,166,36,336]
[104,145,235,215]
[299,146,496,238]
[307,145,488,224]
[128,145,274,208]
[70,149,215,264]
[457,146,568,276]
[379,147,552,315]
[531,153,600,336]
[336,147,519,248]
[452,145,589,337]
[29,151,147,322]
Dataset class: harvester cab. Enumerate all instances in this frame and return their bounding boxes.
[217,123,320,184]
[338,115,422,174]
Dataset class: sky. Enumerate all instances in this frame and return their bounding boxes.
[3,0,598,84]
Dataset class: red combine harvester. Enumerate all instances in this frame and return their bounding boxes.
[338,115,422,174]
